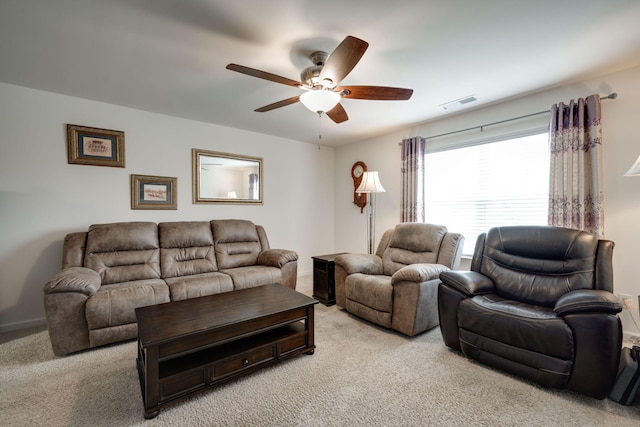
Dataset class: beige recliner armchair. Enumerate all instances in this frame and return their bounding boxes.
[334,223,464,336]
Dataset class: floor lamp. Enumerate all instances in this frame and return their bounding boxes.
[625,154,640,176]
[356,171,386,254]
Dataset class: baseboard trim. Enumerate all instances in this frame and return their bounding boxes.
[0,317,47,334]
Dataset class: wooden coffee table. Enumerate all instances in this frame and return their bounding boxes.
[135,283,317,419]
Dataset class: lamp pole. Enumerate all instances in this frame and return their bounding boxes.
[356,171,386,255]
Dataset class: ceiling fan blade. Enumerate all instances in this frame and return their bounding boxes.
[319,36,369,87]
[226,64,302,87]
[254,96,300,112]
[326,103,349,123]
[336,85,414,100]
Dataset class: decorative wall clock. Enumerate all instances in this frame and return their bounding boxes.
[351,161,367,213]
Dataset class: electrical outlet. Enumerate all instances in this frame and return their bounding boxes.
[620,294,634,311]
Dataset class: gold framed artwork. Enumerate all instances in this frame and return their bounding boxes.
[66,124,125,167]
[130,174,177,210]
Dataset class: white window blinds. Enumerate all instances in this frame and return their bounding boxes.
[424,132,549,256]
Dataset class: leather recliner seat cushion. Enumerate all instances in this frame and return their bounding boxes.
[458,294,574,388]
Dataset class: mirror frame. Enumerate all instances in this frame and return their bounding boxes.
[192,148,263,204]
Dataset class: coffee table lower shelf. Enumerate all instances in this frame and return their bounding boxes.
[137,322,313,418]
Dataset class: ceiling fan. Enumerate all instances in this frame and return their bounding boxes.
[226,36,413,124]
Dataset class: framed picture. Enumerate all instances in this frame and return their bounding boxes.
[67,124,125,167]
[131,174,177,210]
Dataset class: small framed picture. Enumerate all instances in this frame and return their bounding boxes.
[67,124,125,167]
[131,174,177,210]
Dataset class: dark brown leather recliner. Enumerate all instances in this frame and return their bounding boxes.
[438,225,623,399]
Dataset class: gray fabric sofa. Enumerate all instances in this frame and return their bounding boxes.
[334,223,464,336]
[44,219,298,356]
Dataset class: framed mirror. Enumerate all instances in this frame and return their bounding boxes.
[192,149,263,204]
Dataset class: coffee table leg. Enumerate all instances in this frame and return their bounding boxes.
[306,305,315,355]
[141,345,160,418]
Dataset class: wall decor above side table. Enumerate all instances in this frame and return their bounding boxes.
[351,161,367,213]
[312,253,347,306]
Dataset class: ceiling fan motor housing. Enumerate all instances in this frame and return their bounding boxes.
[301,51,329,87]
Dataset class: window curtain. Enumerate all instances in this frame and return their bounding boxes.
[548,94,604,238]
[401,137,425,222]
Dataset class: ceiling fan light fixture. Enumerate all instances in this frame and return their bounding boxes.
[299,90,340,113]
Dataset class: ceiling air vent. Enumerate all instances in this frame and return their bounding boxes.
[439,95,478,111]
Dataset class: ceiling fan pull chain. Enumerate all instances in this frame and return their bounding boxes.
[318,111,323,140]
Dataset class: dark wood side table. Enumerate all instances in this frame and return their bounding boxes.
[312,253,347,306]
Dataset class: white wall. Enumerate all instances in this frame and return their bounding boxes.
[335,65,640,336]
[0,82,335,331]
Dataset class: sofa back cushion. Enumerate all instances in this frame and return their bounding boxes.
[480,226,598,307]
[212,220,263,269]
[85,222,161,285]
[382,223,447,276]
[159,221,217,278]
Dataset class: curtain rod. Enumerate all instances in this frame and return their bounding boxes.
[405,92,618,143]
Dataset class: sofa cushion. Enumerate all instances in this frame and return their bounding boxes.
[382,223,447,276]
[221,266,281,290]
[212,220,262,269]
[159,221,218,278]
[164,272,233,301]
[85,222,161,285]
[85,279,169,330]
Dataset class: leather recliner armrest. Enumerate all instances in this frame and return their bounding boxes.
[334,254,383,275]
[44,267,101,297]
[257,249,298,268]
[392,263,450,285]
[554,289,623,316]
[439,270,494,296]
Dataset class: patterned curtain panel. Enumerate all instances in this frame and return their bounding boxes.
[548,94,604,238]
[401,137,425,223]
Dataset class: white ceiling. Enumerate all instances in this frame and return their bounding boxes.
[1,0,639,146]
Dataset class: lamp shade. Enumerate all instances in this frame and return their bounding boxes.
[356,171,386,193]
[299,89,340,113]
[625,155,640,176]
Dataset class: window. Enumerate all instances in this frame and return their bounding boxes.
[424,132,549,256]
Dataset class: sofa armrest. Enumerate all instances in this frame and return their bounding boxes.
[257,249,298,268]
[334,253,383,275]
[391,263,450,285]
[439,270,494,296]
[44,267,101,297]
[554,289,623,316]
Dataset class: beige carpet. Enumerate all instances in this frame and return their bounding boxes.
[1,276,639,426]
